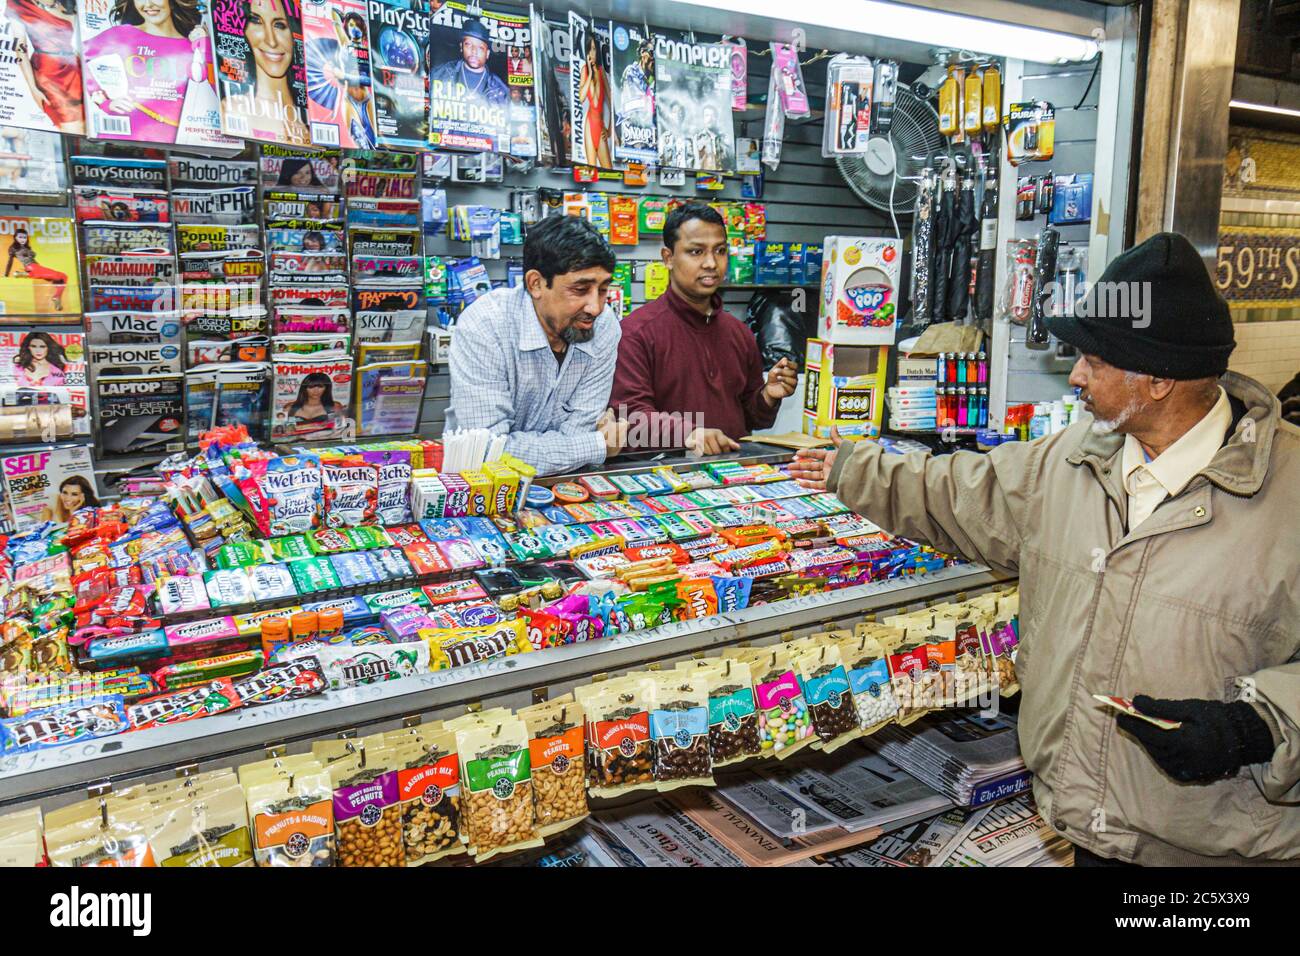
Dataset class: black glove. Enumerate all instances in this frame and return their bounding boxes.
[1116,695,1276,784]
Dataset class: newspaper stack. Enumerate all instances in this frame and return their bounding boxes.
[864,712,1031,807]
[819,794,1073,867]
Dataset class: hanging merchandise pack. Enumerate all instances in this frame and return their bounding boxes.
[771,42,811,118]
[822,55,875,157]
[1003,101,1056,165]
[762,60,786,170]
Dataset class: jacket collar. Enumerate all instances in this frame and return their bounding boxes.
[1066,371,1280,496]
[664,284,723,329]
[516,285,601,357]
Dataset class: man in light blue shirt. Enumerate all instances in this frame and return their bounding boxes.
[446,215,627,476]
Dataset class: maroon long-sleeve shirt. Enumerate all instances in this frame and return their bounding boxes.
[610,285,778,449]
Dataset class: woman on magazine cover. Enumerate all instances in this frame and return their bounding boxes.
[285,371,348,434]
[40,474,100,523]
[578,29,610,168]
[275,155,324,187]
[4,0,84,134]
[82,0,212,142]
[4,231,67,312]
[11,330,68,385]
[237,0,310,145]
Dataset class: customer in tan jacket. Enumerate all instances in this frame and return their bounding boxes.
[791,233,1298,866]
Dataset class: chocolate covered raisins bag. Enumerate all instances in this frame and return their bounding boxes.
[392,733,465,866]
[456,718,542,862]
[643,672,713,791]
[792,641,861,753]
[246,769,336,867]
[520,700,588,837]
[583,678,657,797]
[835,629,900,736]
[679,657,761,767]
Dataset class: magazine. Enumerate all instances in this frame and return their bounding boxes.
[342,166,415,198]
[180,282,262,313]
[183,308,269,343]
[263,191,342,220]
[269,251,347,282]
[270,283,349,309]
[80,0,234,148]
[655,35,734,171]
[167,155,258,187]
[356,339,418,364]
[86,254,177,287]
[210,0,311,146]
[171,186,259,225]
[272,305,350,334]
[0,329,85,386]
[353,359,424,436]
[302,0,377,149]
[70,154,166,188]
[177,222,260,252]
[0,128,67,200]
[531,9,567,167]
[1,444,99,531]
[81,221,173,255]
[0,0,85,135]
[348,226,419,256]
[271,350,354,441]
[87,284,177,313]
[608,21,655,165]
[87,341,183,377]
[0,383,91,441]
[259,143,341,191]
[0,216,80,317]
[180,249,266,284]
[352,254,421,282]
[272,331,349,354]
[344,196,418,229]
[95,372,186,455]
[186,333,269,365]
[265,224,345,252]
[567,13,610,168]
[86,309,182,345]
[342,147,415,170]
[73,186,170,223]
[427,1,533,155]
[185,360,270,442]
[366,0,428,149]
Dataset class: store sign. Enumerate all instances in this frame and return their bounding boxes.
[1213,227,1300,309]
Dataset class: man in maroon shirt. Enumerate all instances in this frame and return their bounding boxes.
[611,203,798,455]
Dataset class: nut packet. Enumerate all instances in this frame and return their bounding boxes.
[46,800,159,867]
[678,657,761,766]
[836,627,901,736]
[0,808,44,867]
[245,768,335,867]
[583,677,656,796]
[455,718,542,862]
[732,646,817,759]
[519,700,588,837]
[329,747,405,867]
[392,732,465,865]
[150,782,254,867]
[936,609,993,706]
[791,641,860,753]
[322,459,380,528]
[642,671,713,790]
[885,630,934,726]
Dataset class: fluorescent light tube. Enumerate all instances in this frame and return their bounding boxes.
[681,0,1101,63]
[1229,99,1300,118]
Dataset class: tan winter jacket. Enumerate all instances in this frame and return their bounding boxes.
[829,372,1299,864]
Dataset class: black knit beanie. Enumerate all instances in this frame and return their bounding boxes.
[1046,232,1235,379]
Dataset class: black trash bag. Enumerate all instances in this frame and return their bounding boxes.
[745,290,811,371]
